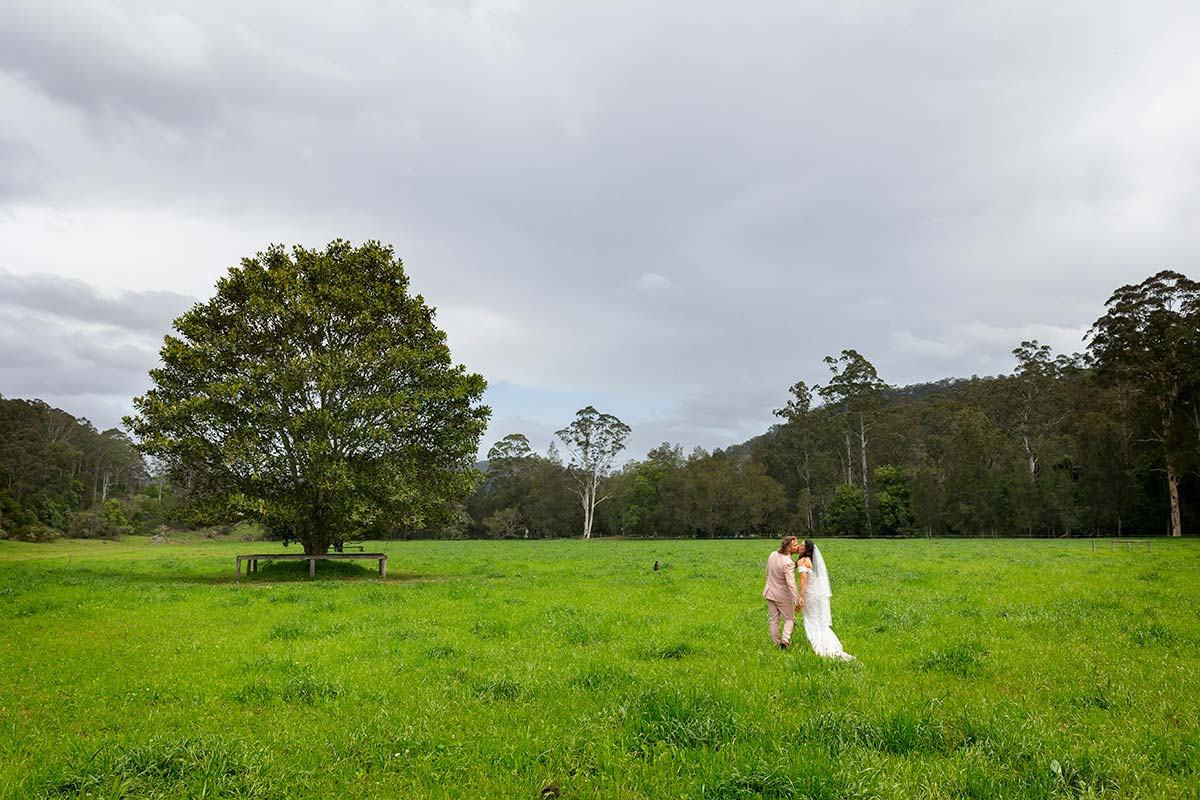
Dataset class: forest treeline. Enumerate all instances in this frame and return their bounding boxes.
[467,347,1194,538]
[0,397,170,540]
[467,271,1200,539]
[2,270,1196,541]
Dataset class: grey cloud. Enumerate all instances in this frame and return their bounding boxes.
[0,274,180,427]
[0,1,358,130]
[2,1,1199,452]
[0,310,157,397]
[0,270,195,335]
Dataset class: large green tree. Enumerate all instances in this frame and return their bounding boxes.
[1088,270,1200,537]
[125,240,490,554]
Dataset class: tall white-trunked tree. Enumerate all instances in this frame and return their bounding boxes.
[556,406,631,539]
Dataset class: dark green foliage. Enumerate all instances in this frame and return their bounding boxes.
[125,240,490,554]
[873,465,912,535]
[467,441,578,538]
[825,484,866,536]
[1087,270,1200,537]
[0,397,147,538]
[8,523,60,543]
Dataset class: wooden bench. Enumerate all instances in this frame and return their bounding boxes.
[236,552,387,579]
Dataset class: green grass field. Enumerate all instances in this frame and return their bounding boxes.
[1,537,1197,799]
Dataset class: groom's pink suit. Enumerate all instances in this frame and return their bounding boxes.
[762,550,799,646]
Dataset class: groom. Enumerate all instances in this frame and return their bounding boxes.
[763,535,803,649]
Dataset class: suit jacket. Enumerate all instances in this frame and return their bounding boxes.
[762,550,798,604]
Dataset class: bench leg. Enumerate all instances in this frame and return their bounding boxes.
[236,558,242,580]
[309,558,316,578]
[379,558,386,579]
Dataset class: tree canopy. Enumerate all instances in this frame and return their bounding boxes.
[125,239,490,553]
[1088,270,1200,536]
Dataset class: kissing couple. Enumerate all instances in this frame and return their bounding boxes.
[763,535,855,660]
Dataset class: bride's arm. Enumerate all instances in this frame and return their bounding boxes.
[796,569,807,606]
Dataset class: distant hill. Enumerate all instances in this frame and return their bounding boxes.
[884,376,991,403]
[717,376,993,458]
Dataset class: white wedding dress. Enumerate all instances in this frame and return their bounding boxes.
[797,546,855,661]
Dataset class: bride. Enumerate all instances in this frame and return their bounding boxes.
[796,540,855,661]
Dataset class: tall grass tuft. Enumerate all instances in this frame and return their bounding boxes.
[914,641,988,677]
[625,687,738,752]
[45,736,277,799]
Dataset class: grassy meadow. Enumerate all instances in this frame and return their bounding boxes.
[1,536,1198,799]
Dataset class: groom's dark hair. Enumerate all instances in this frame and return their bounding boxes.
[778,535,798,554]
[799,540,814,560]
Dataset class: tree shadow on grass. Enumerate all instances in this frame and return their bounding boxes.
[8,560,449,590]
[241,559,427,583]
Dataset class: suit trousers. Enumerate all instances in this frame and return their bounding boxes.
[766,598,795,645]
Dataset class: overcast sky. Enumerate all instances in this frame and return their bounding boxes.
[2,1,1198,459]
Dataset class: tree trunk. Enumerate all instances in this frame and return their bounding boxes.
[859,412,871,534]
[1166,451,1182,537]
[1193,404,1200,469]
[844,429,853,485]
[581,480,593,539]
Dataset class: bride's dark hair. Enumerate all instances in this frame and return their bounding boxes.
[799,540,815,561]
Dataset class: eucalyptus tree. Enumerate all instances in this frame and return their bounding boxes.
[556,406,631,539]
[771,381,820,530]
[1007,341,1076,480]
[468,433,536,535]
[1088,270,1200,537]
[486,433,535,480]
[817,350,890,532]
[125,239,490,554]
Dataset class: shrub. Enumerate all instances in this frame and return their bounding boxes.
[0,493,32,532]
[9,523,61,543]
[825,484,866,536]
